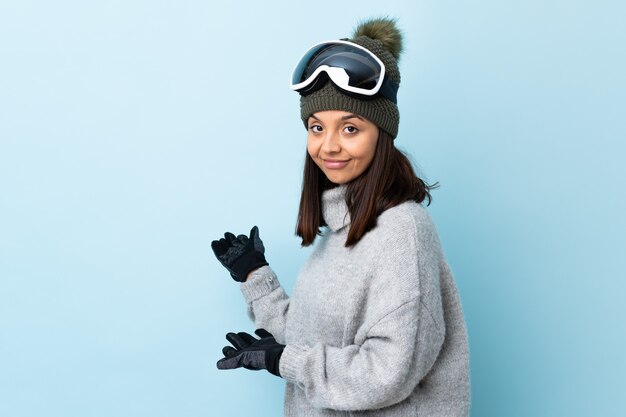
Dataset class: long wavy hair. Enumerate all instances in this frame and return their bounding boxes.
[296,129,440,247]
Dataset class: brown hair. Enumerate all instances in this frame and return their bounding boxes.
[296,130,440,247]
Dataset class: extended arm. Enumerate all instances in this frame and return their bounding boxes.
[212,226,290,343]
[239,265,290,343]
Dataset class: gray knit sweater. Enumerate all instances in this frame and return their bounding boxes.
[240,185,470,416]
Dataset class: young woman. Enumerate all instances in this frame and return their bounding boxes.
[211,17,470,417]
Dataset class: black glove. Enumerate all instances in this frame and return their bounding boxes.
[211,225,268,282]
[216,329,285,377]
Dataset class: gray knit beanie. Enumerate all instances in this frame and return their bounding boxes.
[299,17,403,138]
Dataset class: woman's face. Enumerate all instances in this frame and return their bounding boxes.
[307,110,379,185]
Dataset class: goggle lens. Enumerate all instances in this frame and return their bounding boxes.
[291,42,383,94]
[291,42,384,95]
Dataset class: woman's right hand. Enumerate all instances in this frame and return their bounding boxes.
[211,225,269,283]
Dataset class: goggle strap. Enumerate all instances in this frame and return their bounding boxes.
[378,76,399,104]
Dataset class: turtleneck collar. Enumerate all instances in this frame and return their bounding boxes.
[321,184,351,232]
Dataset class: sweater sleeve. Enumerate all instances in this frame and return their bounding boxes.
[278,209,445,411]
[280,299,438,411]
[239,265,290,344]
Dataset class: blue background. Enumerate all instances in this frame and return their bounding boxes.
[1,1,624,416]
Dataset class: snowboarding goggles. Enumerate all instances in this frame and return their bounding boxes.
[290,40,398,103]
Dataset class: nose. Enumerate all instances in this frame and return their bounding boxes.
[321,131,341,154]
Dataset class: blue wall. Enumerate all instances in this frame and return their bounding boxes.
[1,1,624,416]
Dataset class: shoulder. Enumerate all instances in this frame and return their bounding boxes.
[353,201,440,309]
[373,200,440,248]
[378,199,432,227]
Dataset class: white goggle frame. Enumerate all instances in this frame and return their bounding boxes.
[290,40,386,97]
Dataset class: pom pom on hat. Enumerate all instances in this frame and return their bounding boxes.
[353,17,403,61]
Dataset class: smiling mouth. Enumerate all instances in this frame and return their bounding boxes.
[322,158,351,169]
